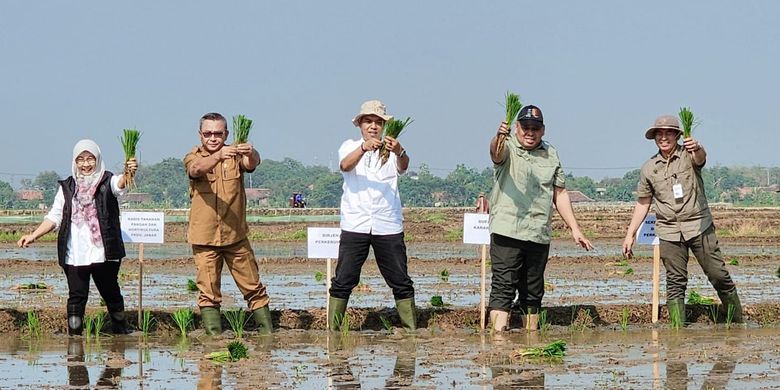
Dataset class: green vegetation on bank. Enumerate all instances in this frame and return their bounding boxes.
[2,158,779,209]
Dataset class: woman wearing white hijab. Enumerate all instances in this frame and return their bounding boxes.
[18,139,137,335]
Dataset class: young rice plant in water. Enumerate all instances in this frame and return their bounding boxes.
[206,340,249,363]
[379,315,392,331]
[172,308,194,337]
[512,340,566,360]
[26,310,42,338]
[187,279,198,292]
[141,309,155,336]
[224,309,249,338]
[619,308,630,331]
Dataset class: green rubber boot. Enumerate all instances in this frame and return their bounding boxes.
[200,307,222,335]
[395,298,417,332]
[328,296,348,331]
[251,305,273,335]
[667,298,686,327]
[718,290,744,323]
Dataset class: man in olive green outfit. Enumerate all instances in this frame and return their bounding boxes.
[488,105,593,331]
[184,112,273,335]
[623,115,743,324]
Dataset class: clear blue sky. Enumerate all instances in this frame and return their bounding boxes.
[2,1,778,186]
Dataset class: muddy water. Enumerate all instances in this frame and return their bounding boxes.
[4,240,780,261]
[2,328,779,388]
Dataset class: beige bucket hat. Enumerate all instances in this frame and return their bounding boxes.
[645,115,681,139]
[352,100,393,126]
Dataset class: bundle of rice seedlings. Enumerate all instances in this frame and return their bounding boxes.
[678,107,697,139]
[120,128,141,190]
[497,92,523,155]
[380,117,413,166]
[206,340,249,363]
[512,339,567,359]
[232,114,253,144]
[687,290,714,305]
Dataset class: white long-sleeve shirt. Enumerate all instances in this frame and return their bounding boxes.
[45,175,126,266]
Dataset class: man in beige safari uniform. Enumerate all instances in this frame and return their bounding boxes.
[488,105,592,331]
[623,114,743,324]
[184,112,273,335]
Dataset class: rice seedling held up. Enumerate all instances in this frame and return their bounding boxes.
[678,107,697,139]
[120,128,141,190]
[26,311,42,338]
[496,92,522,155]
[171,308,194,337]
[379,117,413,166]
[232,114,253,144]
[223,309,250,339]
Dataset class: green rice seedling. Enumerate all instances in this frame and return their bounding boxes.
[512,339,566,360]
[186,279,198,292]
[171,308,194,337]
[314,271,325,283]
[99,297,106,307]
[538,309,550,333]
[609,260,629,267]
[619,308,630,331]
[439,268,450,282]
[728,258,739,266]
[496,92,523,155]
[379,117,414,166]
[725,304,736,329]
[92,312,107,337]
[709,304,719,324]
[430,296,444,307]
[84,314,95,337]
[624,267,634,276]
[232,114,253,144]
[223,309,250,338]
[119,128,141,189]
[678,107,697,139]
[206,340,249,363]
[688,290,714,305]
[669,308,683,330]
[335,312,351,337]
[141,309,155,336]
[26,311,42,338]
[379,314,392,331]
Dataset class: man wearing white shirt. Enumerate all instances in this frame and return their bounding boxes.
[328,100,416,332]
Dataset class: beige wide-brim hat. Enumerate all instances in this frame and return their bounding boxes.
[645,115,681,139]
[351,100,393,126]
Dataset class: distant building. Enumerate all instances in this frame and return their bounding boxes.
[567,190,595,203]
[246,188,272,207]
[17,189,43,201]
[736,184,780,199]
[122,192,153,205]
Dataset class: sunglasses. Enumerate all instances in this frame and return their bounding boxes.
[200,131,226,139]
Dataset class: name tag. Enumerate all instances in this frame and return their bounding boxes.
[672,183,684,199]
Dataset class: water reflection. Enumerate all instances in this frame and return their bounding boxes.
[66,337,126,389]
[325,334,418,389]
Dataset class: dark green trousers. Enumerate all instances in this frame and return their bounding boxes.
[660,224,736,300]
[488,233,550,312]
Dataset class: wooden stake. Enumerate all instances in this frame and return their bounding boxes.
[138,243,144,327]
[652,244,660,323]
[480,244,487,330]
[326,258,332,331]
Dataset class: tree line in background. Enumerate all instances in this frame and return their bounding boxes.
[1,158,779,209]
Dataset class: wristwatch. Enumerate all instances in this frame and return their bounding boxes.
[397,149,407,158]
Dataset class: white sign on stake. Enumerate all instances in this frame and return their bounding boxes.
[636,214,659,245]
[463,213,490,245]
[307,227,341,259]
[121,212,165,244]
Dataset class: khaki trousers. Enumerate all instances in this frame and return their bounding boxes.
[192,238,270,311]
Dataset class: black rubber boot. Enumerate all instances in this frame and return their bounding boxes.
[67,304,85,336]
[109,311,132,334]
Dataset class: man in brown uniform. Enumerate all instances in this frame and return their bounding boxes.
[622,114,742,324]
[184,112,272,335]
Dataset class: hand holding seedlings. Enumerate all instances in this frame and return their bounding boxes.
[235,143,254,156]
[496,121,511,138]
[219,145,239,160]
[362,138,382,152]
[682,137,701,153]
[383,136,403,156]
